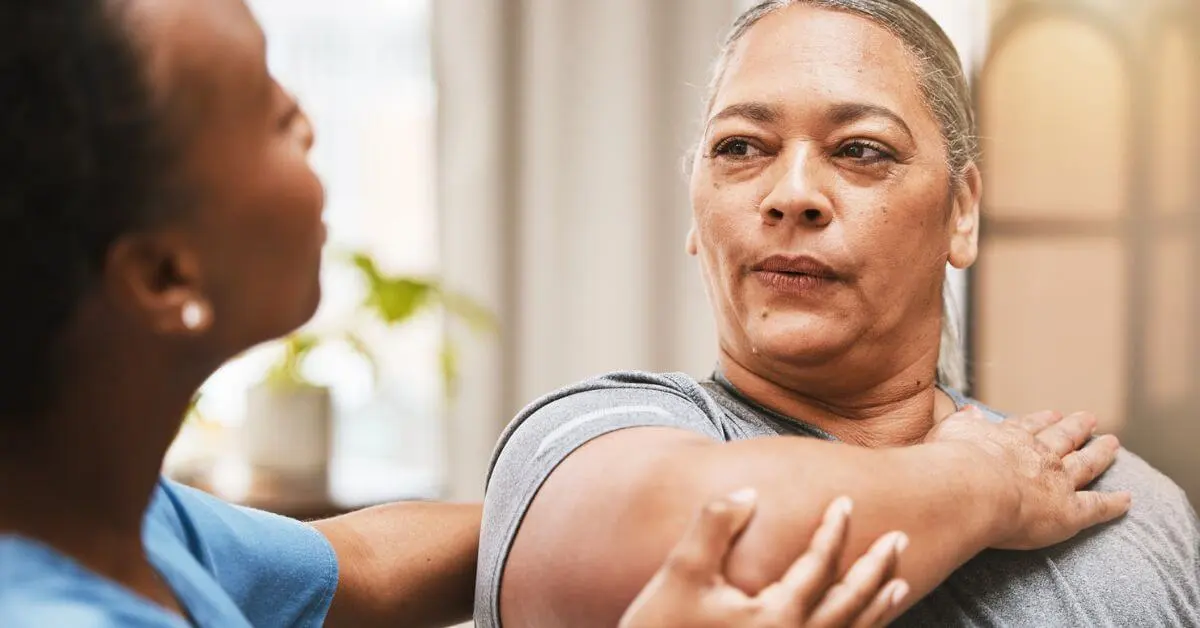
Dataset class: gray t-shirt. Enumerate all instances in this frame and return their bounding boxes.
[477,371,1200,627]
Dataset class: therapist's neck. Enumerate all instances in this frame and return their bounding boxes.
[718,339,958,448]
[0,318,204,591]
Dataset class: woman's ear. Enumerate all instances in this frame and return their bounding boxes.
[948,162,982,270]
[105,230,212,335]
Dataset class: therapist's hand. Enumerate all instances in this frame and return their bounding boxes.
[619,490,909,628]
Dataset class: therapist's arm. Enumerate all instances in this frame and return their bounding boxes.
[313,502,480,628]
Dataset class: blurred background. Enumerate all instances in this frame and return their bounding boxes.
[165,0,1200,516]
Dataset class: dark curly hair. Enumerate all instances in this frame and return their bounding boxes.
[0,0,180,417]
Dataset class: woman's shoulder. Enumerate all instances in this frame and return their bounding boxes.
[486,370,725,480]
[519,370,711,408]
[938,385,1006,423]
[501,370,717,433]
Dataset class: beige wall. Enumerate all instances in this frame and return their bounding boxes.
[974,0,1200,506]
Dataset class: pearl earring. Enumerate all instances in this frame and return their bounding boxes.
[181,300,209,331]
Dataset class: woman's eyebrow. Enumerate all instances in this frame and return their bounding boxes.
[707,101,780,130]
[707,100,914,142]
[826,102,914,141]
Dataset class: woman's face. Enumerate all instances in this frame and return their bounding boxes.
[124,0,325,353]
[689,5,980,386]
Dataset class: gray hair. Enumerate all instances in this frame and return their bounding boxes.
[705,0,976,390]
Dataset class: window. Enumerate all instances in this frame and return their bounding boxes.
[975,15,1132,432]
[167,0,444,499]
[974,2,1200,507]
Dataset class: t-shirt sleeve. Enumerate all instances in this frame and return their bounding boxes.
[474,372,724,627]
[153,479,338,628]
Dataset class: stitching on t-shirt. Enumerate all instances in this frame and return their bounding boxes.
[534,405,672,458]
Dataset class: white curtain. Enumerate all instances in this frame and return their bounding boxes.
[435,0,742,500]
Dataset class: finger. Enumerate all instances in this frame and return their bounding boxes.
[1071,490,1133,532]
[1063,434,1121,488]
[849,579,909,628]
[1010,410,1063,434]
[808,531,908,627]
[1036,411,1097,457]
[661,488,757,583]
[776,496,853,602]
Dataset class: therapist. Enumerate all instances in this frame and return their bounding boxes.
[0,0,906,626]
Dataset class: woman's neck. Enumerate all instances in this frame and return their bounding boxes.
[0,339,200,613]
[718,348,960,447]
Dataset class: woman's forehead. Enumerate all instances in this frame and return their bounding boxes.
[127,0,267,113]
[712,5,929,128]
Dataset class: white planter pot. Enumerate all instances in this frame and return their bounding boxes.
[243,384,333,482]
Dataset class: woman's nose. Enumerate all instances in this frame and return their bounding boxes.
[297,109,316,151]
[758,149,833,228]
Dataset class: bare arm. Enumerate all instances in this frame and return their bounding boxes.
[314,502,480,628]
[502,412,1127,627]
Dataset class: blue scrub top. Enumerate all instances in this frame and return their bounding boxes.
[0,478,339,627]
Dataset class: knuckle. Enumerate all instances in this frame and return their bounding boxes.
[698,501,734,530]
[663,549,704,579]
[1084,453,1102,476]
[703,500,732,520]
[1047,453,1066,471]
[1077,493,1102,520]
[662,551,693,577]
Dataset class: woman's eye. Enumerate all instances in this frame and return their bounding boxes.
[836,141,893,162]
[712,138,762,159]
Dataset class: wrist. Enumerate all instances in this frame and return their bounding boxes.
[925,441,1020,547]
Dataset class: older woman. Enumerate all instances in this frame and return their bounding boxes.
[479,1,1200,626]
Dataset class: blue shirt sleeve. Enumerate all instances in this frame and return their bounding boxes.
[149,479,339,628]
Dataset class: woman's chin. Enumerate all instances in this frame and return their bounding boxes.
[742,314,855,365]
[259,281,323,345]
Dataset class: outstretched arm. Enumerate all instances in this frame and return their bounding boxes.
[499,409,1127,627]
[315,502,481,628]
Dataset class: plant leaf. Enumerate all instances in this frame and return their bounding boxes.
[368,277,436,324]
[440,337,460,401]
[342,330,381,385]
[263,332,319,389]
[351,252,384,286]
[439,290,498,334]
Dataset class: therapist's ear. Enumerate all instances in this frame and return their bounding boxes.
[686,226,698,256]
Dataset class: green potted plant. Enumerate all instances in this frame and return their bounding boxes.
[240,250,492,484]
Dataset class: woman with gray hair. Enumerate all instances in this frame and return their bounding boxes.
[478,0,1200,626]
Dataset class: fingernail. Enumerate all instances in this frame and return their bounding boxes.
[889,580,910,607]
[727,487,757,505]
[893,531,910,554]
[833,495,854,518]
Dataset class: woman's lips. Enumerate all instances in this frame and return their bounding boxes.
[751,254,840,279]
[752,269,838,294]
[750,254,842,294]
